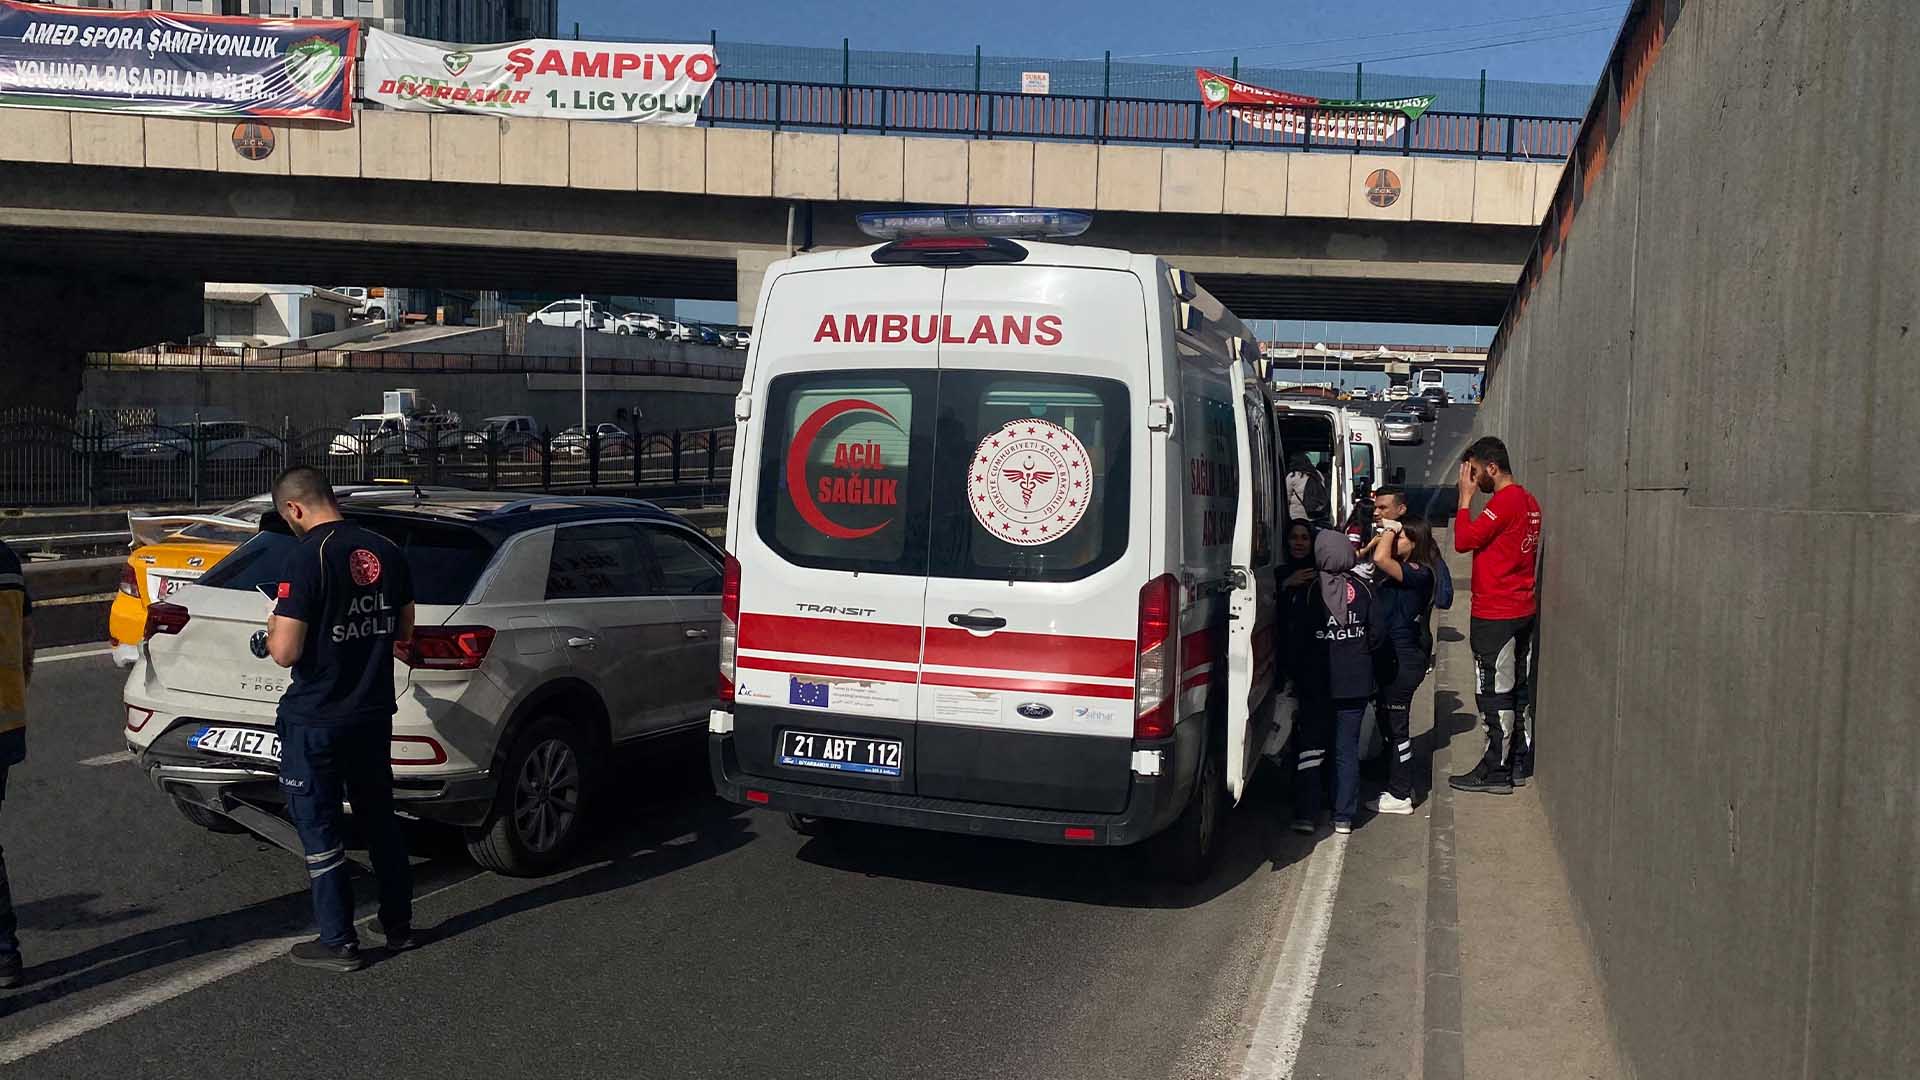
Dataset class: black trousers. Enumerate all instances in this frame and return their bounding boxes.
[0,765,13,957]
[1470,615,1536,776]
[1376,644,1430,800]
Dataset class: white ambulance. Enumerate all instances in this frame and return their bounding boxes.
[708,209,1294,880]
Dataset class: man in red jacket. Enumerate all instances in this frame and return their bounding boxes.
[1448,436,1542,795]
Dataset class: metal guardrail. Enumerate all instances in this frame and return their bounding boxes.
[703,77,1578,160]
[0,413,736,510]
[86,346,748,383]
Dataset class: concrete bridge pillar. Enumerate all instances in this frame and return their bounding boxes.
[0,265,201,415]
[734,248,785,326]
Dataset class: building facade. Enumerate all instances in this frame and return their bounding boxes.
[50,1,559,43]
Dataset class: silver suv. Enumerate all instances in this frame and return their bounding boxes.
[123,492,724,876]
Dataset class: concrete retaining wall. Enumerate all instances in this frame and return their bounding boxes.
[1474,2,1918,1077]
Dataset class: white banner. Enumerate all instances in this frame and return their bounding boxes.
[363,28,715,124]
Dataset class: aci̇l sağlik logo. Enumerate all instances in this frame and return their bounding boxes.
[1202,77,1230,104]
[785,399,903,541]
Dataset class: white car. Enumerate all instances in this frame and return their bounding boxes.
[125,493,725,876]
[329,286,388,320]
[1383,385,1411,402]
[1348,387,1370,401]
[607,313,668,338]
[1382,411,1423,444]
[529,299,607,329]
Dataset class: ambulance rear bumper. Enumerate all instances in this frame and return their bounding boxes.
[708,724,1197,847]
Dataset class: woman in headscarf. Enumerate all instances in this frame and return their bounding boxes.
[1285,528,1390,835]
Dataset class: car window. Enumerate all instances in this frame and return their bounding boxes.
[547,523,650,599]
[199,517,493,605]
[1350,442,1375,489]
[642,526,722,595]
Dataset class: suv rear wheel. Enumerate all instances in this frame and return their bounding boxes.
[1146,732,1225,883]
[464,714,595,876]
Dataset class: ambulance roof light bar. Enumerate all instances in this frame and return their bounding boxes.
[856,208,1093,241]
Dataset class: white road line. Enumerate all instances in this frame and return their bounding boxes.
[1237,833,1350,1080]
[77,750,134,767]
[0,873,481,1066]
[36,646,112,663]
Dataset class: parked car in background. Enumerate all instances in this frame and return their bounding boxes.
[529,299,607,329]
[466,414,541,457]
[1349,386,1371,401]
[116,420,281,463]
[731,327,752,350]
[1382,412,1423,445]
[689,324,721,347]
[608,313,668,338]
[665,321,694,343]
[126,493,725,875]
[554,423,634,458]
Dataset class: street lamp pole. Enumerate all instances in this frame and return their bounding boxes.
[578,292,588,435]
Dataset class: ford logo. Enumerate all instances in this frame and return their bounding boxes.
[1016,702,1053,720]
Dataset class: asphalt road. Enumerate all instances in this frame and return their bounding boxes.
[0,409,1478,1079]
[1360,400,1481,519]
[0,649,1341,1080]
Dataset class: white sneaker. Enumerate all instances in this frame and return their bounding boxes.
[1366,793,1416,815]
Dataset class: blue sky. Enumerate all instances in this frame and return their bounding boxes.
[560,1,1628,343]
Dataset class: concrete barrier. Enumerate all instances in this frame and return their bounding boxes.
[1472,2,1918,1077]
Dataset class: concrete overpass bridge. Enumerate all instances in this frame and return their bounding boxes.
[0,104,1558,410]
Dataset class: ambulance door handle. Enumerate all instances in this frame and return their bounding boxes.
[567,635,599,650]
[947,613,1007,631]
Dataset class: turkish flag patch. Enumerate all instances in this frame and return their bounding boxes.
[276,582,291,599]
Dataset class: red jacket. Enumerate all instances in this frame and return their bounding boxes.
[1454,483,1541,620]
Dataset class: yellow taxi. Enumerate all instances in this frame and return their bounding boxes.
[109,496,271,666]
[109,484,432,665]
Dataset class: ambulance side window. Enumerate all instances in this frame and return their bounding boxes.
[756,371,933,576]
[1244,395,1275,566]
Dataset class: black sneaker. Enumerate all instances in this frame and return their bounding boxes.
[375,919,417,953]
[1511,757,1533,787]
[0,951,21,989]
[289,939,365,973]
[1448,765,1514,795]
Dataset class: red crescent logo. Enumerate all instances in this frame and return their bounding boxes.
[785,399,899,540]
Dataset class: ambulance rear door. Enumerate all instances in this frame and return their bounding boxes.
[726,264,941,792]
[915,264,1150,815]
[1224,351,1282,802]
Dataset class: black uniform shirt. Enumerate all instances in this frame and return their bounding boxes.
[273,520,413,726]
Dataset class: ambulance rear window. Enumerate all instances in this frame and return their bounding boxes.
[928,373,1129,582]
[756,371,934,575]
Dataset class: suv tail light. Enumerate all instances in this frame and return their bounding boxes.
[718,554,740,702]
[398,626,495,670]
[1133,575,1180,740]
[118,563,139,598]
[145,602,190,638]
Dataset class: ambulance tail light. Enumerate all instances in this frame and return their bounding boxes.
[855,207,1091,240]
[1133,575,1180,740]
[118,563,139,597]
[145,602,190,638]
[872,235,1029,266]
[718,554,741,703]
[399,626,495,670]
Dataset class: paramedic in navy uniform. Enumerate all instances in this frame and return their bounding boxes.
[264,467,417,972]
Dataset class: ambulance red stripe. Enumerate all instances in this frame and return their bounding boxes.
[737,657,908,683]
[739,614,922,663]
[923,627,1134,679]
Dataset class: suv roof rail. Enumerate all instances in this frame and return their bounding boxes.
[489,495,663,515]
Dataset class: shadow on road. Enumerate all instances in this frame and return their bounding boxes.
[12,893,155,933]
[791,767,1313,910]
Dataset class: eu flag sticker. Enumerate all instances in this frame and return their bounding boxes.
[789,676,831,708]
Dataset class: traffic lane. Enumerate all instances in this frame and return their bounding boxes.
[0,650,481,1039]
[1383,403,1478,520]
[19,745,1315,1080]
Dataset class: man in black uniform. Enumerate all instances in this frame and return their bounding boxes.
[265,467,416,972]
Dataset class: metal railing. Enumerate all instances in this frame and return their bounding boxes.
[0,411,735,509]
[86,346,748,383]
[702,77,1579,160]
